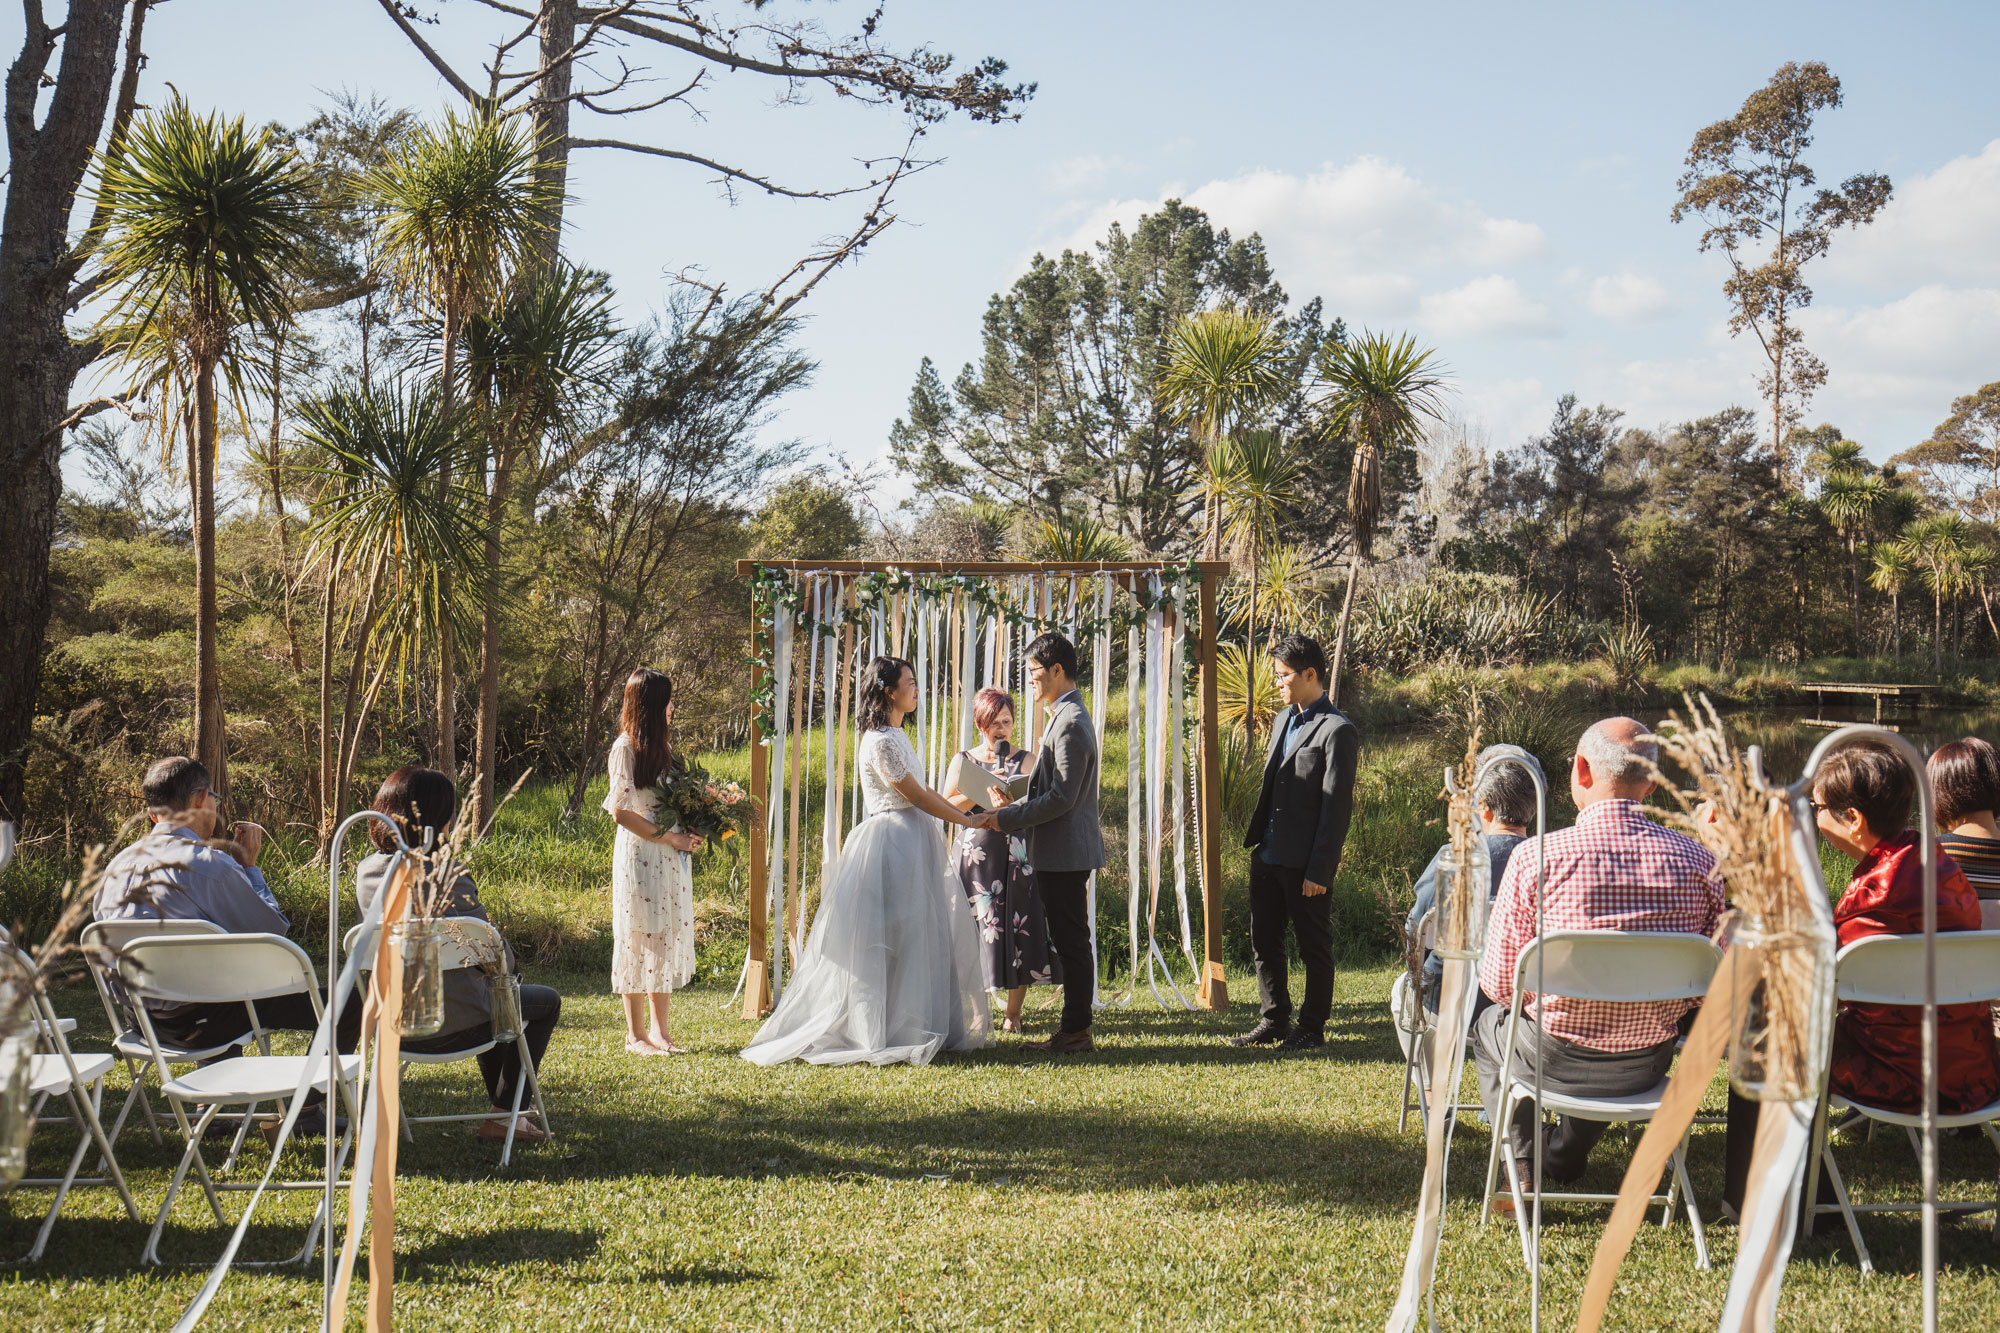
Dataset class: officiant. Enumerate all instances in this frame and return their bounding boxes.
[943,687,1060,1034]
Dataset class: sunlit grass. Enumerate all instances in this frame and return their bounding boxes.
[1,965,1993,1329]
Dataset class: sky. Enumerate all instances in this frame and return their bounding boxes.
[26,0,2000,505]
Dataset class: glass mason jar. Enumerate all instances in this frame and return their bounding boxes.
[390,920,446,1039]
[488,972,523,1043]
[1727,912,1836,1103]
[0,1000,35,1190]
[1433,836,1492,961]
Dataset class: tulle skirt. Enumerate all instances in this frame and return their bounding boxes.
[742,807,991,1067]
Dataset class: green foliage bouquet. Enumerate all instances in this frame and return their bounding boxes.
[651,759,754,855]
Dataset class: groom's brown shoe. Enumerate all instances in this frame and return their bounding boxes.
[1024,1029,1094,1055]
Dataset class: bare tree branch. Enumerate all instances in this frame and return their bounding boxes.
[758,131,928,320]
[567,135,891,200]
[373,0,482,105]
[44,390,141,440]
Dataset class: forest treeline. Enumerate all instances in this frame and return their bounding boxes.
[8,23,1997,865]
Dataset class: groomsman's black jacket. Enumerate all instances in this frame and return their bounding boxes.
[1244,700,1360,888]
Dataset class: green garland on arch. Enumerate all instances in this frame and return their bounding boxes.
[745,560,1207,738]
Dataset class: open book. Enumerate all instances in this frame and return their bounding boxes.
[946,752,1034,812]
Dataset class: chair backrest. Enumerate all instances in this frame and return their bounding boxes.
[1414,906,1436,953]
[118,933,318,1006]
[83,916,227,954]
[1514,930,1721,1005]
[1835,931,2000,1007]
[345,916,503,972]
[2,942,86,1070]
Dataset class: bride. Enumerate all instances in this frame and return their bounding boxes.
[742,655,992,1066]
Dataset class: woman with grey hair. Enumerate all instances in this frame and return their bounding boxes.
[1395,743,1541,1036]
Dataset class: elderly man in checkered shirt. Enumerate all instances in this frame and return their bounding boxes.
[1472,717,1723,1201]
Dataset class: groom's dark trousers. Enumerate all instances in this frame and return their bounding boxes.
[1040,870,1095,1034]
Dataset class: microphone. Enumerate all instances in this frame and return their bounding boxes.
[995,739,1012,761]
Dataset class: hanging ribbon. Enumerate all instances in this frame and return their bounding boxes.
[1168,599,1196,973]
[1088,573,1113,1010]
[764,591,794,1001]
[1123,600,1143,1003]
[1385,958,1477,1333]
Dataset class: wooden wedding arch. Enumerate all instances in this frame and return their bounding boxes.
[736,558,1234,1020]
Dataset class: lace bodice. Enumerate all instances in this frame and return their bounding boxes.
[860,727,920,815]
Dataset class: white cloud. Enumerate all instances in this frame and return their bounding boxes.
[1043,156,1546,321]
[1826,139,2000,288]
[1420,275,1557,338]
[1803,285,2000,418]
[1044,154,1131,192]
[1586,271,1677,324]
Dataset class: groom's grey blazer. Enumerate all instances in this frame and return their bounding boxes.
[993,689,1105,873]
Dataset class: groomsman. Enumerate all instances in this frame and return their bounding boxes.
[1233,634,1359,1052]
[978,631,1104,1054]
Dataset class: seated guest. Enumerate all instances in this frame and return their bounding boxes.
[355,766,561,1144]
[1401,743,1539,1026]
[1473,718,1722,1200]
[1929,737,2000,930]
[95,756,287,934]
[1817,744,2000,1115]
[96,757,360,1066]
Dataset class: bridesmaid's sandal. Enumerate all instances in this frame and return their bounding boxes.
[652,1034,689,1054]
[624,1037,662,1055]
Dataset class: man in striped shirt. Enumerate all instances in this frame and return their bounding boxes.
[1473,717,1724,1199]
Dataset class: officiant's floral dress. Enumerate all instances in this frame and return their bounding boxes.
[952,747,1062,991]
[603,733,696,994]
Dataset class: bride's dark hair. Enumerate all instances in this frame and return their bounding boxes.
[855,656,913,733]
[620,667,675,787]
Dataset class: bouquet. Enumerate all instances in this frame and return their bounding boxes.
[651,758,754,856]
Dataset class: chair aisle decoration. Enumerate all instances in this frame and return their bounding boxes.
[1386,726,1547,1332]
[735,560,1233,1018]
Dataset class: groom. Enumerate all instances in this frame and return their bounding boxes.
[977,630,1103,1054]
[1235,633,1358,1053]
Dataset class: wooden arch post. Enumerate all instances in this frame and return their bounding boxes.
[737,559,1232,1018]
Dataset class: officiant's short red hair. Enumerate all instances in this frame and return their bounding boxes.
[973,688,1013,731]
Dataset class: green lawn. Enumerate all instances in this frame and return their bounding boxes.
[1,964,1994,1330]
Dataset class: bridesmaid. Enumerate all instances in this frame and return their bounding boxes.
[942,687,1062,1033]
[602,668,705,1055]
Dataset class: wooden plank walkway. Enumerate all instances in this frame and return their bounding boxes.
[1801,680,1942,730]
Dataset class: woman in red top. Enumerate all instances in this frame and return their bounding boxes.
[1816,744,2000,1115]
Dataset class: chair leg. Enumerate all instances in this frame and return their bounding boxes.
[177,1101,230,1227]
[1671,1139,1710,1271]
[294,1069,367,1267]
[220,1097,259,1172]
[1398,1047,1418,1133]
[1819,1139,1874,1275]
[25,1084,102,1264]
[399,1061,416,1144]
[1503,1139,1535,1268]
[144,1102,224,1266]
[1481,1087,1509,1225]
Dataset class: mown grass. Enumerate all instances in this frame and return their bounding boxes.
[1,964,1995,1330]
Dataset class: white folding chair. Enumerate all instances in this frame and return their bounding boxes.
[1,943,141,1262]
[344,917,553,1167]
[118,933,363,1267]
[1479,930,1722,1270]
[1393,910,1484,1132]
[80,918,265,1156]
[1810,931,2000,1274]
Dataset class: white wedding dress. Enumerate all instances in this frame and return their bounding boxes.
[742,726,991,1067]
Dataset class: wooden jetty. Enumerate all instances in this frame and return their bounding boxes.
[1801,681,1942,731]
